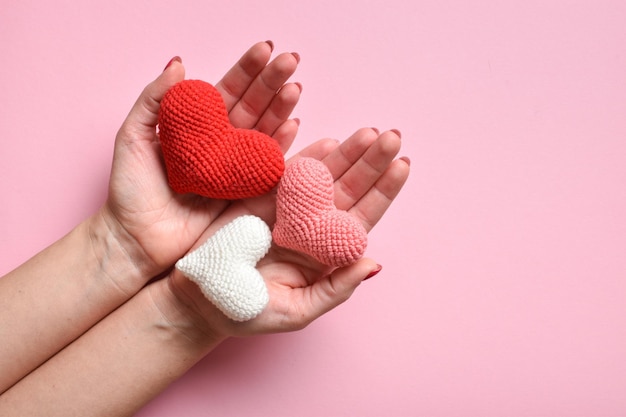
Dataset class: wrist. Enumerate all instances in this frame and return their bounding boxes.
[85,207,150,296]
[150,274,229,347]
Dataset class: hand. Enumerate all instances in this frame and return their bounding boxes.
[100,42,301,289]
[167,128,410,338]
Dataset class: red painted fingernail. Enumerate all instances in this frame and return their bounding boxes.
[363,264,382,281]
[265,40,274,52]
[391,129,402,138]
[291,52,301,63]
[163,56,182,72]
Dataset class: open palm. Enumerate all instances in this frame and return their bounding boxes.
[102,42,301,288]
[168,128,410,338]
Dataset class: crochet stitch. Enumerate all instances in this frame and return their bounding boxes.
[272,157,368,267]
[158,79,284,200]
[175,215,271,322]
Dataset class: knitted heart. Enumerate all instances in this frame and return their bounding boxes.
[175,215,271,321]
[158,79,284,200]
[272,157,368,267]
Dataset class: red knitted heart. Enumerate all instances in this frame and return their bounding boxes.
[158,80,284,200]
[272,157,368,267]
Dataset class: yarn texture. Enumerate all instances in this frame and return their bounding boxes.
[272,157,368,267]
[175,215,271,322]
[158,79,284,200]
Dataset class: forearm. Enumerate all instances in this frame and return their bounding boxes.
[0,277,224,417]
[0,209,145,393]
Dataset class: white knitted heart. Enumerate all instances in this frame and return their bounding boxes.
[175,215,271,321]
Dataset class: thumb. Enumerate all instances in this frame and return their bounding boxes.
[117,57,185,143]
[305,258,382,321]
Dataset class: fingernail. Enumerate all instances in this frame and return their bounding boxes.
[163,56,182,72]
[400,156,411,166]
[265,40,274,52]
[391,129,402,139]
[291,52,301,63]
[295,82,303,93]
[370,127,380,135]
[363,264,382,281]
[293,117,301,126]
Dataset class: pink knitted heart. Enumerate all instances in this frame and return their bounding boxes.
[272,157,368,267]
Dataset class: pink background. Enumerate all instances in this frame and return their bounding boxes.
[2,1,625,416]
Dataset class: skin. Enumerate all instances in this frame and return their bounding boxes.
[0,41,410,416]
[0,41,301,392]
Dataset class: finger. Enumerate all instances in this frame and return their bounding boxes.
[226,52,299,129]
[333,130,402,210]
[295,258,380,327]
[321,128,379,179]
[271,118,300,154]
[349,157,411,231]
[254,82,302,136]
[117,58,185,144]
[215,41,273,112]
[290,138,340,161]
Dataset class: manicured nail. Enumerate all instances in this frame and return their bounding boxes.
[400,156,411,166]
[291,52,301,63]
[265,40,274,51]
[391,129,402,138]
[363,264,382,281]
[163,56,182,72]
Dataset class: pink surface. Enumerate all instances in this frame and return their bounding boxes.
[1,1,625,416]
